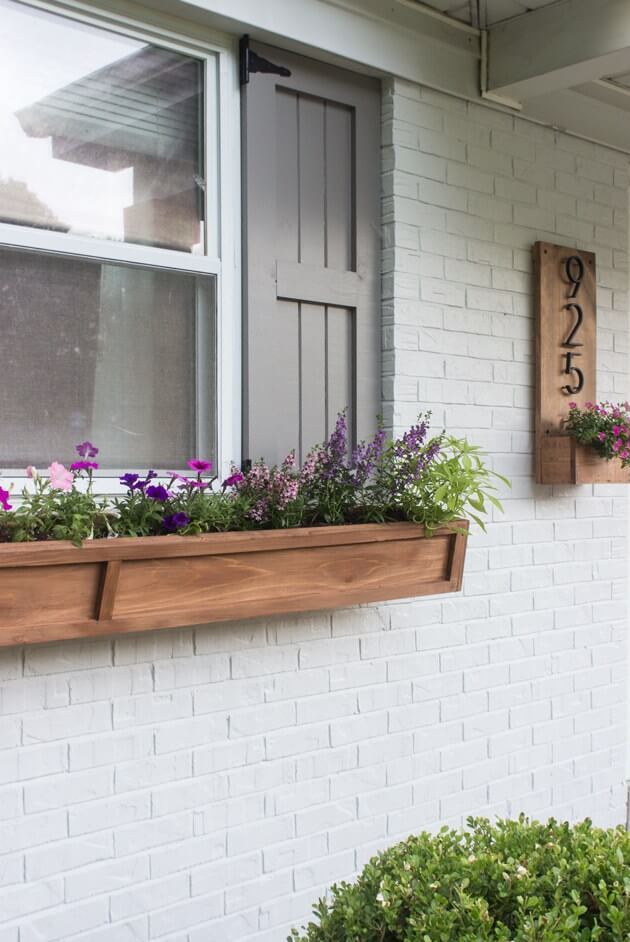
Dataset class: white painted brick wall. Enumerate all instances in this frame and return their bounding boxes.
[0,81,628,941]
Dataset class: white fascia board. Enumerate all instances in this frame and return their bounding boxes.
[522,86,630,154]
[146,0,480,98]
[488,0,630,101]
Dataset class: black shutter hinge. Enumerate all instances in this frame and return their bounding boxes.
[239,35,291,85]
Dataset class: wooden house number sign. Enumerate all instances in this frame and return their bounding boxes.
[534,240,628,484]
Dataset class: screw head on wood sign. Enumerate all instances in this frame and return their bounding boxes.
[534,241,599,484]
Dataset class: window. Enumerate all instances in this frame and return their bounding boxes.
[0,0,238,475]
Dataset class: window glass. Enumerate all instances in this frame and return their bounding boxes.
[0,249,216,470]
[0,0,206,253]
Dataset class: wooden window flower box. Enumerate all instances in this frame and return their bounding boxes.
[538,434,630,485]
[0,521,468,648]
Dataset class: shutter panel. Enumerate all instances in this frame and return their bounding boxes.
[242,43,380,465]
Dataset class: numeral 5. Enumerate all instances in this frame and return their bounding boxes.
[561,351,584,395]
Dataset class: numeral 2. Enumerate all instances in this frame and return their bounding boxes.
[562,303,583,347]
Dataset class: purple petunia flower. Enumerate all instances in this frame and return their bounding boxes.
[146,484,170,502]
[76,441,99,459]
[0,486,12,511]
[163,512,190,532]
[70,460,99,472]
[120,473,140,488]
[187,459,212,474]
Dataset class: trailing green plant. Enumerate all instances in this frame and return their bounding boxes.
[0,414,508,545]
[288,816,630,942]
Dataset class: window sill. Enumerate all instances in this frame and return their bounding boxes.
[0,522,468,647]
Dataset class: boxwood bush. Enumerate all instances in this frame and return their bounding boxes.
[289,817,630,942]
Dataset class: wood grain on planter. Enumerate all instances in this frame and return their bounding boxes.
[538,434,630,485]
[0,521,468,647]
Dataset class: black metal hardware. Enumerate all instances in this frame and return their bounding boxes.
[562,303,584,347]
[560,254,586,394]
[564,255,584,299]
[240,35,291,85]
[562,350,584,395]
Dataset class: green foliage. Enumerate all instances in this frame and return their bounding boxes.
[398,436,508,533]
[0,415,509,543]
[289,817,630,942]
[0,477,111,547]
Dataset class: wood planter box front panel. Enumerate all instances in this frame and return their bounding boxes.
[538,435,630,485]
[0,521,468,647]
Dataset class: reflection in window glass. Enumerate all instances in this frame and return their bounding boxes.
[0,0,206,253]
[0,249,216,469]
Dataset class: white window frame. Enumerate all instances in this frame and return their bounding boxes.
[0,0,241,491]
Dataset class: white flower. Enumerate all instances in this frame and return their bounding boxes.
[515,865,528,878]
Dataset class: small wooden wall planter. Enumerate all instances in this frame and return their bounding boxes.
[0,521,468,648]
[539,434,630,485]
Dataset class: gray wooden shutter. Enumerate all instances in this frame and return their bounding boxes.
[242,42,381,465]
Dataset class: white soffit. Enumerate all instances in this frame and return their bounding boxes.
[417,0,559,27]
[486,0,630,100]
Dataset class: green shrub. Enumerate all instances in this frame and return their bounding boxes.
[289,817,630,942]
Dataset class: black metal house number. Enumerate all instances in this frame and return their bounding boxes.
[561,255,585,395]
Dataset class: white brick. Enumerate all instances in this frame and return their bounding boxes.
[0,878,64,923]
[149,892,223,937]
[22,703,111,743]
[24,768,112,813]
[65,854,150,902]
[20,897,109,942]
[69,794,151,837]
[111,872,189,921]
[25,832,113,881]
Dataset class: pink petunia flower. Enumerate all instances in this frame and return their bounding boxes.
[613,426,622,436]
[48,461,74,492]
[222,471,245,490]
[187,459,212,474]
[598,432,606,441]
[70,461,99,472]
[25,466,37,479]
[612,440,622,453]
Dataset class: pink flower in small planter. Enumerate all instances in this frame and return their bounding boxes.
[25,466,37,479]
[48,461,73,491]
[0,487,12,511]
[613,425,622,437]
[597,432,606,442]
